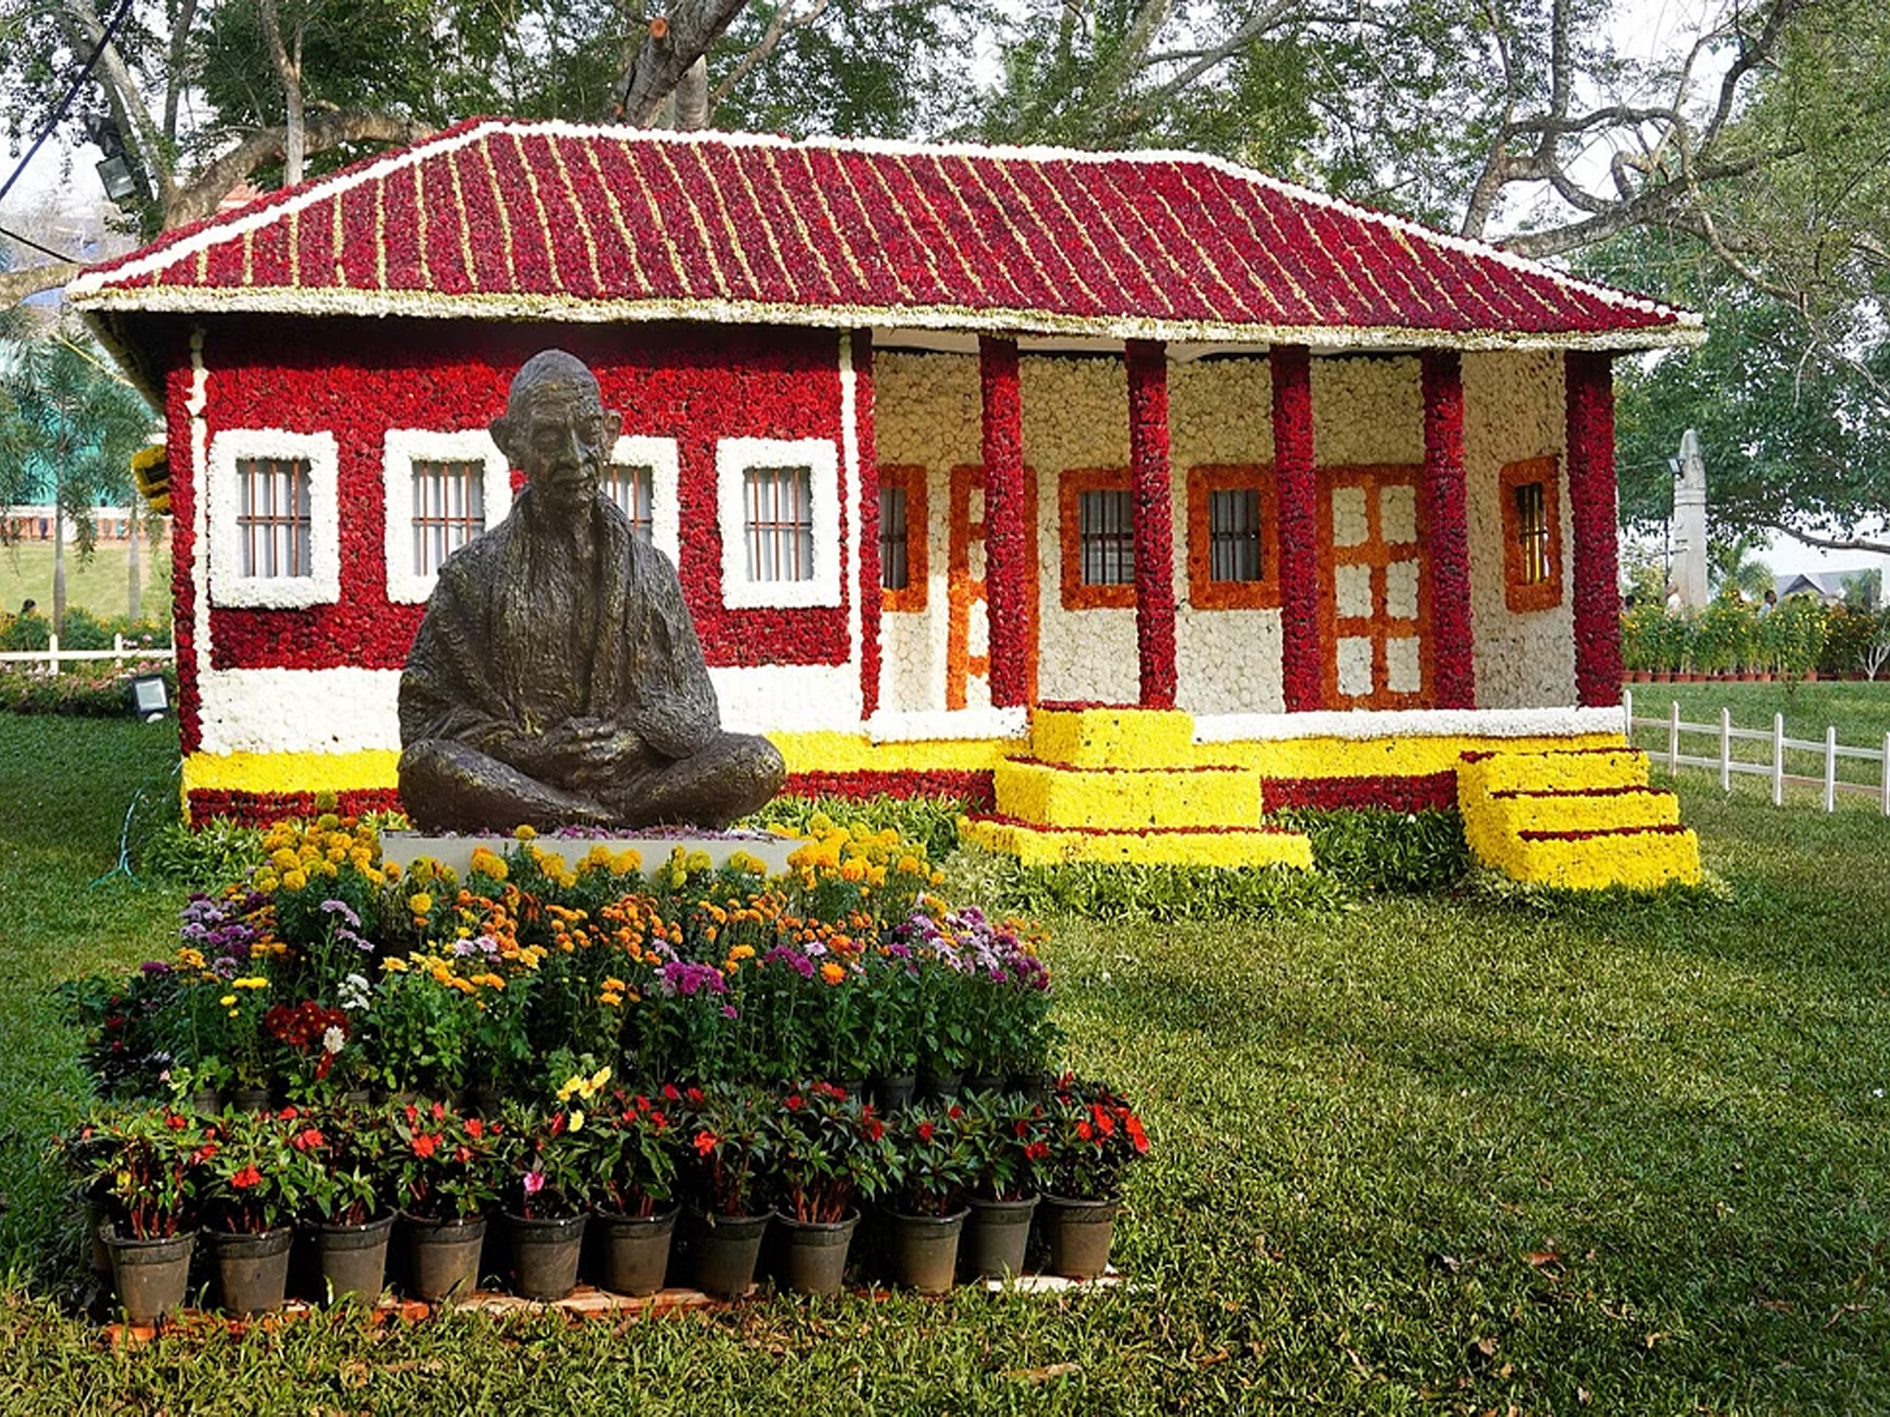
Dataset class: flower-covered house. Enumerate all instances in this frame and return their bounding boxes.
[70,118,1705,887]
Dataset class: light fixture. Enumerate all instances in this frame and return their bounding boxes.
[96,152,140,204]
[127,673,171,722]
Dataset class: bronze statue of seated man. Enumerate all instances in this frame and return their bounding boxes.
[397,349,786,833]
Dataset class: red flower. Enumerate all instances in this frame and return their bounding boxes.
[465,1118,483,1138]
[453,1145,472,1164]
[662,1084,681,1102]
[411,1133,440,1159]
[231,1164,263,1189]
[430,1100,447,1121]
[1076,1120,1093,1142]
[1126,1116,1149,1155]
[694,1131,718,1156]
[917,1121,936,1142]
[1025,1141,1049,1161]
[291,1127,324,1151]
[164,1113,187,1131]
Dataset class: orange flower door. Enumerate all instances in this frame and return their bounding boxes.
[1315,466,1433,709]
[945,464,1039,711]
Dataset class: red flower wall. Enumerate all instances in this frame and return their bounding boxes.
[1271,345,1321,712]
[1565,351,1622,707]
[854,332,882,718]
[195,316,850,677]
[1263,773,1458,812]
[979,336,1029,707]
[1127,339,1177,708]
[1421,350,1475,709]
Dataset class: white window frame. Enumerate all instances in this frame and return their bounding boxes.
[607,434,682,568]
[207,428,340,609]
[382,429,512,604]
[716,436,841,609]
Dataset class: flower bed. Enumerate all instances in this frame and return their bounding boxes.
[65,801,1151,1311]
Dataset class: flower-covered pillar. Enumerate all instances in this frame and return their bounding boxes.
[1421,350,1475,708]
[1127,339,1178,708]
[852,330,882,719]
[1566,350,1623,707]
[1271,344,1321,711]
[980,335,1030,708]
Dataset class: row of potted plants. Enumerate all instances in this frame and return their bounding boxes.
[64,1074,1149,1320]
[1620,593,1827,679]
[75,814,1059,1104]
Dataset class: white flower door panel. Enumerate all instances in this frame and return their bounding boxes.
[1316,466,1432,710]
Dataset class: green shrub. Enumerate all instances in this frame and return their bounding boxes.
[1818,604,1882,676]
[745,793,968,863]
[1270,807,1472,893]
[998,858,1348,921]
[0,663,177,717]
[136,817,266,889]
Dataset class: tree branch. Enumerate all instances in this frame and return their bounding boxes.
[617,0,754,126]
[0,262,85,310]
[708,0,832,111]
[1761,521,1890,557]
[164,110,434,227]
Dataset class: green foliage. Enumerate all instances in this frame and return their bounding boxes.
[1269,808,1471,894]
[743,793,966,865]
[136,818,267,891]
[1817,604,1888,677]
[0,663,177,718]
[998,856,1349,921]
[1766,592,1828,679]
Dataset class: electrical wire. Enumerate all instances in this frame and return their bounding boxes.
[0,0,140,208]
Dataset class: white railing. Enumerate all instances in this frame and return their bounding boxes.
[1622,688,1890,815]
[0,633,177,677]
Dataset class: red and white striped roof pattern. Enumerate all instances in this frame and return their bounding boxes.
[70,118,1700,351]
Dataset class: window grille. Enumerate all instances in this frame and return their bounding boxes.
[1514,480,1550,585]
[602,463,655,547]
[1078,488,1134,586]
[1207,487,1262,583]
[236,456,312,578]
[879,484,909,590]
[744,466,814,583]
[410,459,486,576]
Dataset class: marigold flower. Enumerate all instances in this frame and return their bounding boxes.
[409,893,434,915]
[820,962,846,986]
[219,994,237,1007]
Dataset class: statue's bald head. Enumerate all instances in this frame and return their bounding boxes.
[490,350,621,515]
[506,349,600,420]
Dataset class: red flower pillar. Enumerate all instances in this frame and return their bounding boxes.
[1127,339,1178,708]
[853,331,882,719]
[1421,350,1475,708]
[1271,344,1321,711]
[1566,351,1623,707]
[980,335,1029,708]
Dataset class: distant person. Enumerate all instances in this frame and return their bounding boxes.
[1758,588,1777,617]
[18,599,36,618]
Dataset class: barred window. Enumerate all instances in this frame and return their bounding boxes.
[236,456,311,578]
[879,483,909,591]
[1514,480,1550,585]
[744,466,814,583]
[602,463,655,547]
[1207,487,1262,583]
[410,459,486,576]
[1079,488,1134,586]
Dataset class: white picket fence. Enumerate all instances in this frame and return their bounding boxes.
[0,633,177,677]
[1622,688,1890,815]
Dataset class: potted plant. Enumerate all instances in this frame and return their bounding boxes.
[295,1100,396,1304]
[1036,1076,1150,1280]
[65,1107,210,1324]
[762,1081,890,1297]
[264,999,362,1106]
[679,1082,774,1298]
[956,1092,1051,1280]
[198,1108,305,1314]
[497,1065,611,1302]
[590,1085,685,1297]
[390,1099,501,1302]
[863,945,922,1111]
[365,955,478,1102]
[876,1103,975,1293]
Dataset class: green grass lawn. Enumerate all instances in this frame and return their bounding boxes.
[2,713,1888,1414]
[0,537,172,626]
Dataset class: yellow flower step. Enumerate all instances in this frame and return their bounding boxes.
[1493,824,1702,891]
[1028,705,1197,770]
[1457,747,1649,800]
[960,815,1314,869]
[1472,786,1681,842]
[993,759,1262,831]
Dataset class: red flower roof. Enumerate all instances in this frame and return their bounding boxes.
[70,118,1699,351]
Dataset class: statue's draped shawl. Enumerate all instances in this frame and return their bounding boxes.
[398,488,720,764]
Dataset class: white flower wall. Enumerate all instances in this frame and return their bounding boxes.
[1463,351,1575,707]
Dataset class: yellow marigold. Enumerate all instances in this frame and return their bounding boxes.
[514,824,537,841]
[729,944,754,962]
[602,976,626,992]
[820,961,846,985]
[601,991,623,1007]
[232,976,268,990]
[409,892,435,915]
[381,956,408,973]
[383,861,401,881]
[281,869,308,892]
[252,872,279,894]
[218,994,236,1007]
[175,946,206,970]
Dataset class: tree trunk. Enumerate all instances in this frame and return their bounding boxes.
[53,502,67,633]
[127,506,142,621]
[256,0,306,187]
[673,57,710,130]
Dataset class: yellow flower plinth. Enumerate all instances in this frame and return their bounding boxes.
[1029,706,1197,770]
[994,760,1262,831]
[961,817,1314,869]
[1495,827,1702,891]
